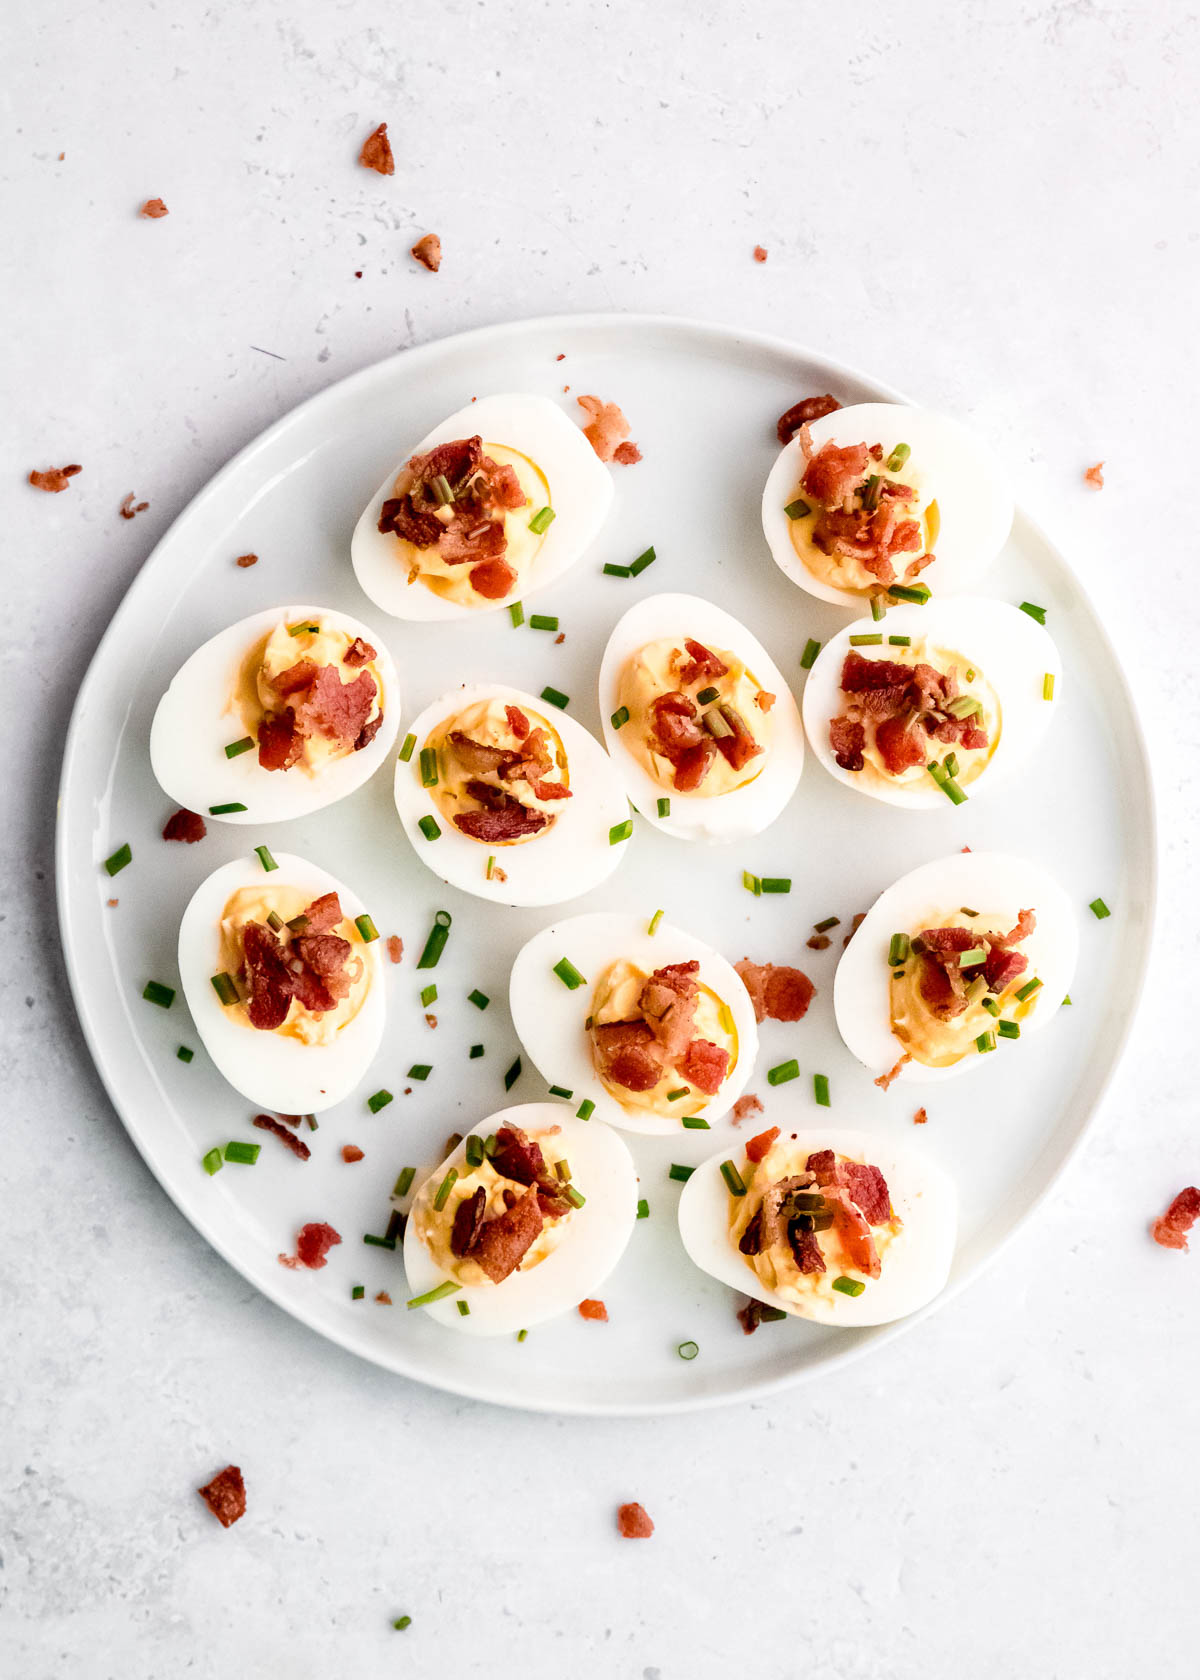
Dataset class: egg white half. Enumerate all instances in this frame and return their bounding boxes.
[350,394,614,621]
[149,605,400,826]
[678,1128,957,1327]
[178,852,385,1113]
[393,683,632,907]
[834,850,1078,1086]
[509,911,759,1139]
[762,403,1014,610]
[802,597,1062,809]
[597,591,805,843]
[401,1102,638,1335]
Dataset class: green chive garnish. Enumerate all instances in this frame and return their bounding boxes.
[528,506,556,535]
[720,1161,747,1196]
[927,762,968,804]
[609,819,633,844]
[1089,897,1111,920]
[761,877,791,895]
[1019,601,1047,624]
[351,1285,366,1300]
[564,1184,586,1209]
[541,686,569,709]
[800,638,821,669]
[305,1114,318,1131]
[1043,672,1055,701]
[943,751,960,781]
[465,1134,485,1168]
[417,910,452,969]
[656,797,670,818]
[407,1280,461,1309]
[681,1115,710,1129]
[363,1233,396,1250]
[886,442,911,472]
[577,1098,595,1120]
[998,1020,1021,1039]
[394,1167,416,1198]
[1015,977,1043,1002]
[420,983,437,1006]
[407,1064,431,1081]
[253,844,277,873]
[553,957,586,989]
[288,621,320,635]
[629,545,656,575]
[696,685,720,705]
[208,802,248,815]
[849,633,883,646]
[224,736,254,759]
[432,1169,458,1212]
[965,976,989,1005]
[142,980,175,1009]
[103,842,132,876]
[266,910,285,932]
[677,1340,700,1360]
[1063,994,1072,1006]
[783,498,811,520]
[813,1073,831,1107]
[981,996,1002,1017]
[224,1140,260,1165]
[768,1059,800,1086]
[469,1043,484,1058]
[286,914,309,933]
[456,1299,471,1316]
[647,908,664,936]
[504,1057,521,1091]
[509,600,525,627]
[814,915,840,933]
[870,594,886,622]
[888,933,910,966]
[610,706,630,729]
[975,1030,996,1054]
[946,696,981,720]
[548,1084,573,1099]
[530,614,558,631]
[419,747,439,787]
[636,1198,650,1219]
[887,584,931,605]
[368,1089,393,1112]
[667,1088,690,1101]
[202,1148,223,1176]
[861,474,882,512]
[743,870,762,896]
[832,1276,866,1297]
[485,854,497,881]
[668,1163,694,1183]
[468,988,489,1010]
[887,634,911,647]
[603,562,631,577]
[393,1615,413,1631]
[418,814,441,841]
[176,1045,194,1062]
[957,945,986,966]
[399,733,416,761]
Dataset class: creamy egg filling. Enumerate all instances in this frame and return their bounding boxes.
[217,884,371,1046]
[617,637,773,797]
[889,909,1040,1069]
[234,617,383,776]
[730,1139,902,1307]
[841,640,1000,791]
[412,1133,575,1287]
[423,698,569,845]
[787,461,940,597]
[389,443,550,605]
[590,957,737,1119]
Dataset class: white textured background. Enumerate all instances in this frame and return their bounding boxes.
[3,2,1197,1676]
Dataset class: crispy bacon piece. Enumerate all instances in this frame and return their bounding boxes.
[829,715,866,772]
[776,394,840,445]
[386,934,403,964]
[341,1145,364,1163]
[738,1209,763,1255]
[252,1115,311,1160]
[759,1176,809,1252]
[732,1094,763,1126]
[734,960,815,1023]
[295,665,376,745]
[788,1222,826,1275]
[592,1020,666,1092]
[874,1053,911,1090]
[235,552,258,568]
[677,639,729,686]
[613,441,642,464]
[198,1466,245,1528]
[140,198,169,218]
[1001,909,1036,946]
[577,394,632,462]
[343,636,376,668]
[489,1126,547,1186]
[672,741,716,792]
[472,1184,543,1283]
[678,1037,730,1095]
[270,659,318,698]
[984,946,1027,994]
[744,1127,779,1164]
[711,706,762,773]
[29,464,81,492]
[411,232,442,271]
[753,245,768,263]
[505,704,531,739]
[913,1107,928,1125]
[257,708,301,771]
[650,691,705,754]
[617,1501,653,1537]
[375,1291,392,1304]
[803,440,870,508]
[359,122,394,175]
[162,807,206,843]
[303,892,344,933]
[1151,1187,1200,1251]
[824,1186,881,1278]
[875,714,926,775]
[119,493,149,519]
[841,1162,892,1225]
[1084,462,1105,490]
[293,933,352,977]
[527,776,571,802]
[639,961,699,1059]
[841,652,912,694]
[242,922,295,1031]
[450,1186,487,1257]
[454,793,548,843]
[578,1298,609,1322]
[278,1221,342,1270]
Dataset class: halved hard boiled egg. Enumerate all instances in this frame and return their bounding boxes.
[509,912,759,1137]
[351,394,614,621]
[834,851,1077,1086]
[401,1102,638,1335]
[598,592,805,843]
[150,606,399,825]
[678,1128,956,1327]
[762,404,1013,610]
[393,683,631,907]
[178,852,385,1113]
[802,597,1061,808]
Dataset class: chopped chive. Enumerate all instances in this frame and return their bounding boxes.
[887,583,931,605]
[1043,672,1056,701]
[696,685,720,705]
[861,473,882,511]
[368,1089,394,1112]
[356,912,378,944]
[485,854,496,880]
[1019,601,1047,625]
[647,908,664,936]
[419,747,439,787]
[761,877,791,895]
[965,975,989,1005]
[870,593,887,622]
[202,1148,223,1176]
[887,634,912,647]
[603,562,631,577]
[960,906,979,917]
[363,1232,396,1249]
[393,1615,413,1631]
[224,1140,260,1165]
[420,983,437,1007]
[758,1306,788,1323]
[516,1328,528,1342]
[530,614,559,631]
[629,545,657,575]
[417,910,452,969]
[253,844,278,873]
[946,695,982,720]
[504,1057,522,1091]
[286,914,309,933]
[266,910,285,932]
[636,1198,650,1219]
[886,442,911,472]
[399,732,416,762]
[849,633,883,647]
[609,818,633,844]
[656,797,671,818]
[610,705,630,729]
[888,932,911,966]
[417,814,441,841]
[384,1210,405,1244]
[468,988,489,1010]
[564,1184,586,1209]
[832,1276,866,1297]
[456,1299,471,1317]
[1015,977,1043,1002]
[743,870,762,896]
[576,1098,595,1121]
[553,957,587,989]
[1063,994,1073,1006]
[927,763,968,804]
[509,600,525,627]
[528,506,556,535]
[998,1020,1021,1039]
[288,621,320,635]
[142,980,175,1009]
[768,1059,800,1086]
[677,1340,700,1360]
[981,996,1002,1017]
[965,667,977,682]
[393,1167,416,1198]
[720,1160,747,1196]
[975,1030,997,1054]
[667,1087,690,1101]
[208,802,247,815]
[176,1045,194,1063]
[1089,897,1111,920]
[668,1163,694,1183]
[430,473,454,505]
[681,1115,710,1129]
[541,686,569,709]
[465,1134,485,1168]
[352,1285,365,1300]
[305,1114,318,1131]
[813,1073,831,1107]
[469,1043,484,1059]
[783,498,811,520]
[407,1280,461,1309]
[800,637,821,669]
[814,915,840,933]
[958,945,987,966]
[407,1064,431,1081]
[554,1159,572,1184]
[549,1084,573,1099]
[224,735,255,763]
[432,1169,458,1212]
[943,751,960,780]
[103,842,133,876]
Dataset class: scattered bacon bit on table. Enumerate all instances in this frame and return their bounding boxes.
[843,913,866,948]
[234,552,258,568]
[252,1115,311,1160]
[198,1465,245,1528]
[358,123,394,175]
[139,198,169,219]
[874,1053,911,1092]
[807,934,831,951]
[375,1291,392,1304]
[119,493,149,519]
[617,1502,654,1539]
[732,1094,763,1125]
[753,245,768,263]
[1151,1187,1200,1250]
[278,1221,342,1270]
[737,1298,781,1335]
[613,441,642,465]
[341,1145,364,1163]
[28,464,81,492]
[578,1298,609,1322]
[106,898,118,908]
[577,394,639,463]
[776,394,840,445]
[386,934,404,964]
[734,960,815,1023]
[424,1012,438,1029]
[1084,462,1105,490]
[554,631,565,645]
[162,808,206,843]
[913,1107,928,1125]
[411,233,442,272]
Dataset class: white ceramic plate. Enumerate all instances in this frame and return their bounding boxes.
[56,314,1155,1415]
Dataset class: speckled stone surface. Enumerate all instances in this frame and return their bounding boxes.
[3,2,1198,1675]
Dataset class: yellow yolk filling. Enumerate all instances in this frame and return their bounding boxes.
[787,462,941,597]
[411,1131,574,1286]
[217,884,371,1046]
[234,617,383,776]
[842,639,1000,791]
[423,698,570,846]
[590,957,737,1120]
[889,910,1040,1068]
[617,637,773,797]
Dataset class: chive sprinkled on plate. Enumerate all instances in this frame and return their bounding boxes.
[603,562,631,577]
[1043,672,1056,701]
[407,1280,460,1309]
[468,988,489,1010]
[814,915,840,933]
[610,705,630,729]
[975,1030,996,1054]
[1019,601,1047,624]
[800,637,821,669]
[548,1084,573,1099]
[783,498,810,520]
[394,1166,416,1198]
[176,1045,194,1063]
[832,1276,865,1297]
[647,908,664,936]
[417,814,441,841]
[209,802,247,815]
[399,732,416,761]
[528,506,556,535]
[465,1134,485,1169]
[677,1340,700,1360]
[888,933,910,966]
[636,1198,650,1219]
[254,844,277,872]
[305,1114,318,1131]
[1089,897,1111,920]
[1015,976,1042,1002]
[656,797,670,818]
[1063,994,1072,1006]
[509,600,525,627]
[393,1615,413,1632]
[407,1064,432,1081]
[352,1285,365,1300]
[516,1328,528,1342]
[417,910,452,969]
[456,1299,471,1316]
[432,1168,458,1211]
[504,1057,522,1091]
[668,1163,694,1183]
[469,1043,484,1058]
[553,957,586,989]
[761,877,791,894]
[363,1232,396,1249]
[888,583,930,604]
[870,594,886,622]
[720,1160,747,1196]
[530,613,558,631]
[142,980,175,1009]
[368,1089,393,1113]
[849,633,883,647]
[485,854,497,880]
[608,818,633,844]
[419,746,439,787]
[576,1098,595,1120]
[420,983,437,1007]
[629,545,657,576]
[541,685,569,709]
[681,1115,710,1129]
[743,870,762,896]
[202,1148,223,1176]
[224,736,254,759]
[103,842,132,877]
[813,1073,831,1107]
[998,1020,1021,1039]
[224,1140,260,1165]
[768,1059,799,1086]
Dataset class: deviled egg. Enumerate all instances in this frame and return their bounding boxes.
[509,912,758,1136]
[402,1103,638,1335]
[678,1128,956,1327]
[150,606,399,825]
[803,598,1061,808]
[598,592,804,842]
[762,404,1013,610]
[394,683,631,906]
[351,394,614,620]
[834,851,1077,1086]
[178,852,385,1113]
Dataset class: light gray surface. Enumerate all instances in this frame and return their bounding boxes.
[2,2,1196,1675]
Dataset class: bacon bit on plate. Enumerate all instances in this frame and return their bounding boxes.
[613,441,642,465]
[197,1465,245,1528]
[556,353,566,361]
[806,934,832,951]
[734,960,815,1023]
[776,394,840,445]
[28,464,81,492]
[737,1297,781,1335]
[913,1107,928,1125]
[375,1291,393,1304]
[139,198,169,219]
[554,631,565,644]
[358,123,394,175]
[874,1052,912,1092]
[578,1298,609,1322]
[577,394,636,463]
[278,1221,342,1270]
[386,934,404,964]
[341,1145,365,1163]
[252,1115,311,1160]
[753,245,768,263]
[1151,1187,1200,1251]
[235,552,258,568]
[617,1502,654,1539]
[424,1012,438,1029]
[1084,462,1105,490]
[744,1126,780,1163]
[119,493,150,519]
[162,807,207,844]
[411,232,442,272]
[106,898,118,908]
[732,1093,763,1126]
[843,912,866,948]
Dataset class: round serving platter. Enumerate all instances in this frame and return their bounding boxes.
[56,314,1155,1414]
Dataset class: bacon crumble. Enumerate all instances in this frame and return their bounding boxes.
[577,394,639,463]
[29,464,82,492]
[753,245,768,263]
[358,123,394,175]
[411,233,442,272]
[734,960,815,1023]
[235,553,258,568]
[386,935,404,964]
[162,808,206,844]
[198,1466,245,1528]
[913,1107,928,1125]
[1151,1187,1200,1251]
[1084,462,1105,490]
[732,1093,763,1126]
[252,1115,311,1160]
[139,198,169,219]
[578,1298,609,1322]
[278,1221,342,1270]
[617,1502,654,1538]
[119,493,149,519]
[341,1145,365,1163]
[775,394,840,445]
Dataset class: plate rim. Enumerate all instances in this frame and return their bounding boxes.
[54,310,1159,1415]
